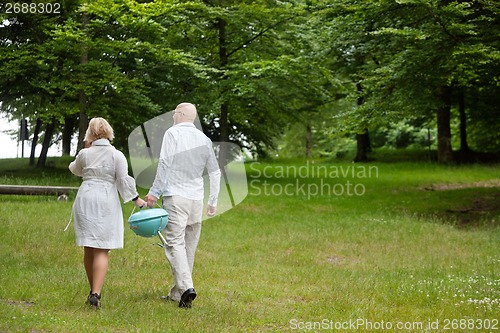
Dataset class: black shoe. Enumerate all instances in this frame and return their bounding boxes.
[179,288,196,308]
[88,293,101,309]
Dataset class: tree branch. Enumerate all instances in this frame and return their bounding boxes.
[226,16,295,59]
[426,6,460,42]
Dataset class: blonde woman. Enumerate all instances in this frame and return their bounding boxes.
[69,117,145,309]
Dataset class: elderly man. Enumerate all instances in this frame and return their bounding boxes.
[146,102,221,308]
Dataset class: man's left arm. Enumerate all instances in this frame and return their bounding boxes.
[147,131,175,207]
[206,143,221,216]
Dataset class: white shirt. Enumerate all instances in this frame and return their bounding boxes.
[148,122,221,206]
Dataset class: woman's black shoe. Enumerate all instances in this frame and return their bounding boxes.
[88,293,101,309]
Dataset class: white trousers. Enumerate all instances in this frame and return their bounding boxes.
[162,195,203,301]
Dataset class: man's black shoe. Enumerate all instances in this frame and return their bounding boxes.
[179,288,196,308]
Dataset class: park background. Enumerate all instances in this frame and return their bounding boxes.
[1,0,499,332]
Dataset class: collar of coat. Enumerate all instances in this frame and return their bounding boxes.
[92,138,111,146]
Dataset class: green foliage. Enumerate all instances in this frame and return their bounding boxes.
[0,0,338,156]
[1,0,498,160]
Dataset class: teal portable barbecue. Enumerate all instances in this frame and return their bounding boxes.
[128,207,168,247]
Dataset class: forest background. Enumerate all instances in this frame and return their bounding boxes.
[0,0,499,165]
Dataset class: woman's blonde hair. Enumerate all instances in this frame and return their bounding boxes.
[84,117,114,143]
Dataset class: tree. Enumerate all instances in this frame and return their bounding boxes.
[153,0,341,156]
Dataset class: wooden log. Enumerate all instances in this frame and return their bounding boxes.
[0,185,79,196]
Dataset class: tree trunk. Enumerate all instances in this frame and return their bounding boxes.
[458,90,470,153]
[78,101,88,152]
[77,12,89,152]
[354,130,370,162]
[62,115,76,156]
[37,119,56,168]
[29,118,42,166]
[436,86,454,163]
[218,18,230,143]
[354,82,370,162]
[305,121,312,159]
[219,102,229,142]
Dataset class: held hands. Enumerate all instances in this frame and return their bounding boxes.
[145,194,158,208]
[206,205,217,217]
[134,197,146,209]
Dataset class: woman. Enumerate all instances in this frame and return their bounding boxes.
[69,117,145,309]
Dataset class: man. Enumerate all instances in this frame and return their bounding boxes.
[146,102,221,308]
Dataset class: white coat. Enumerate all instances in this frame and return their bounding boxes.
[69,139,138,249]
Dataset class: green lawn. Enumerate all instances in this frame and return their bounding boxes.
[0,157,498,332]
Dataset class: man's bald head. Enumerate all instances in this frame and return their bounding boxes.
[175,102,197,123]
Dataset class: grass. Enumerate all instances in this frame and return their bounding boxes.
[0,155,499,332]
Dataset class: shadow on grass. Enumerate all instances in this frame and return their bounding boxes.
[442,193,499,229]
[420,188,500,230]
